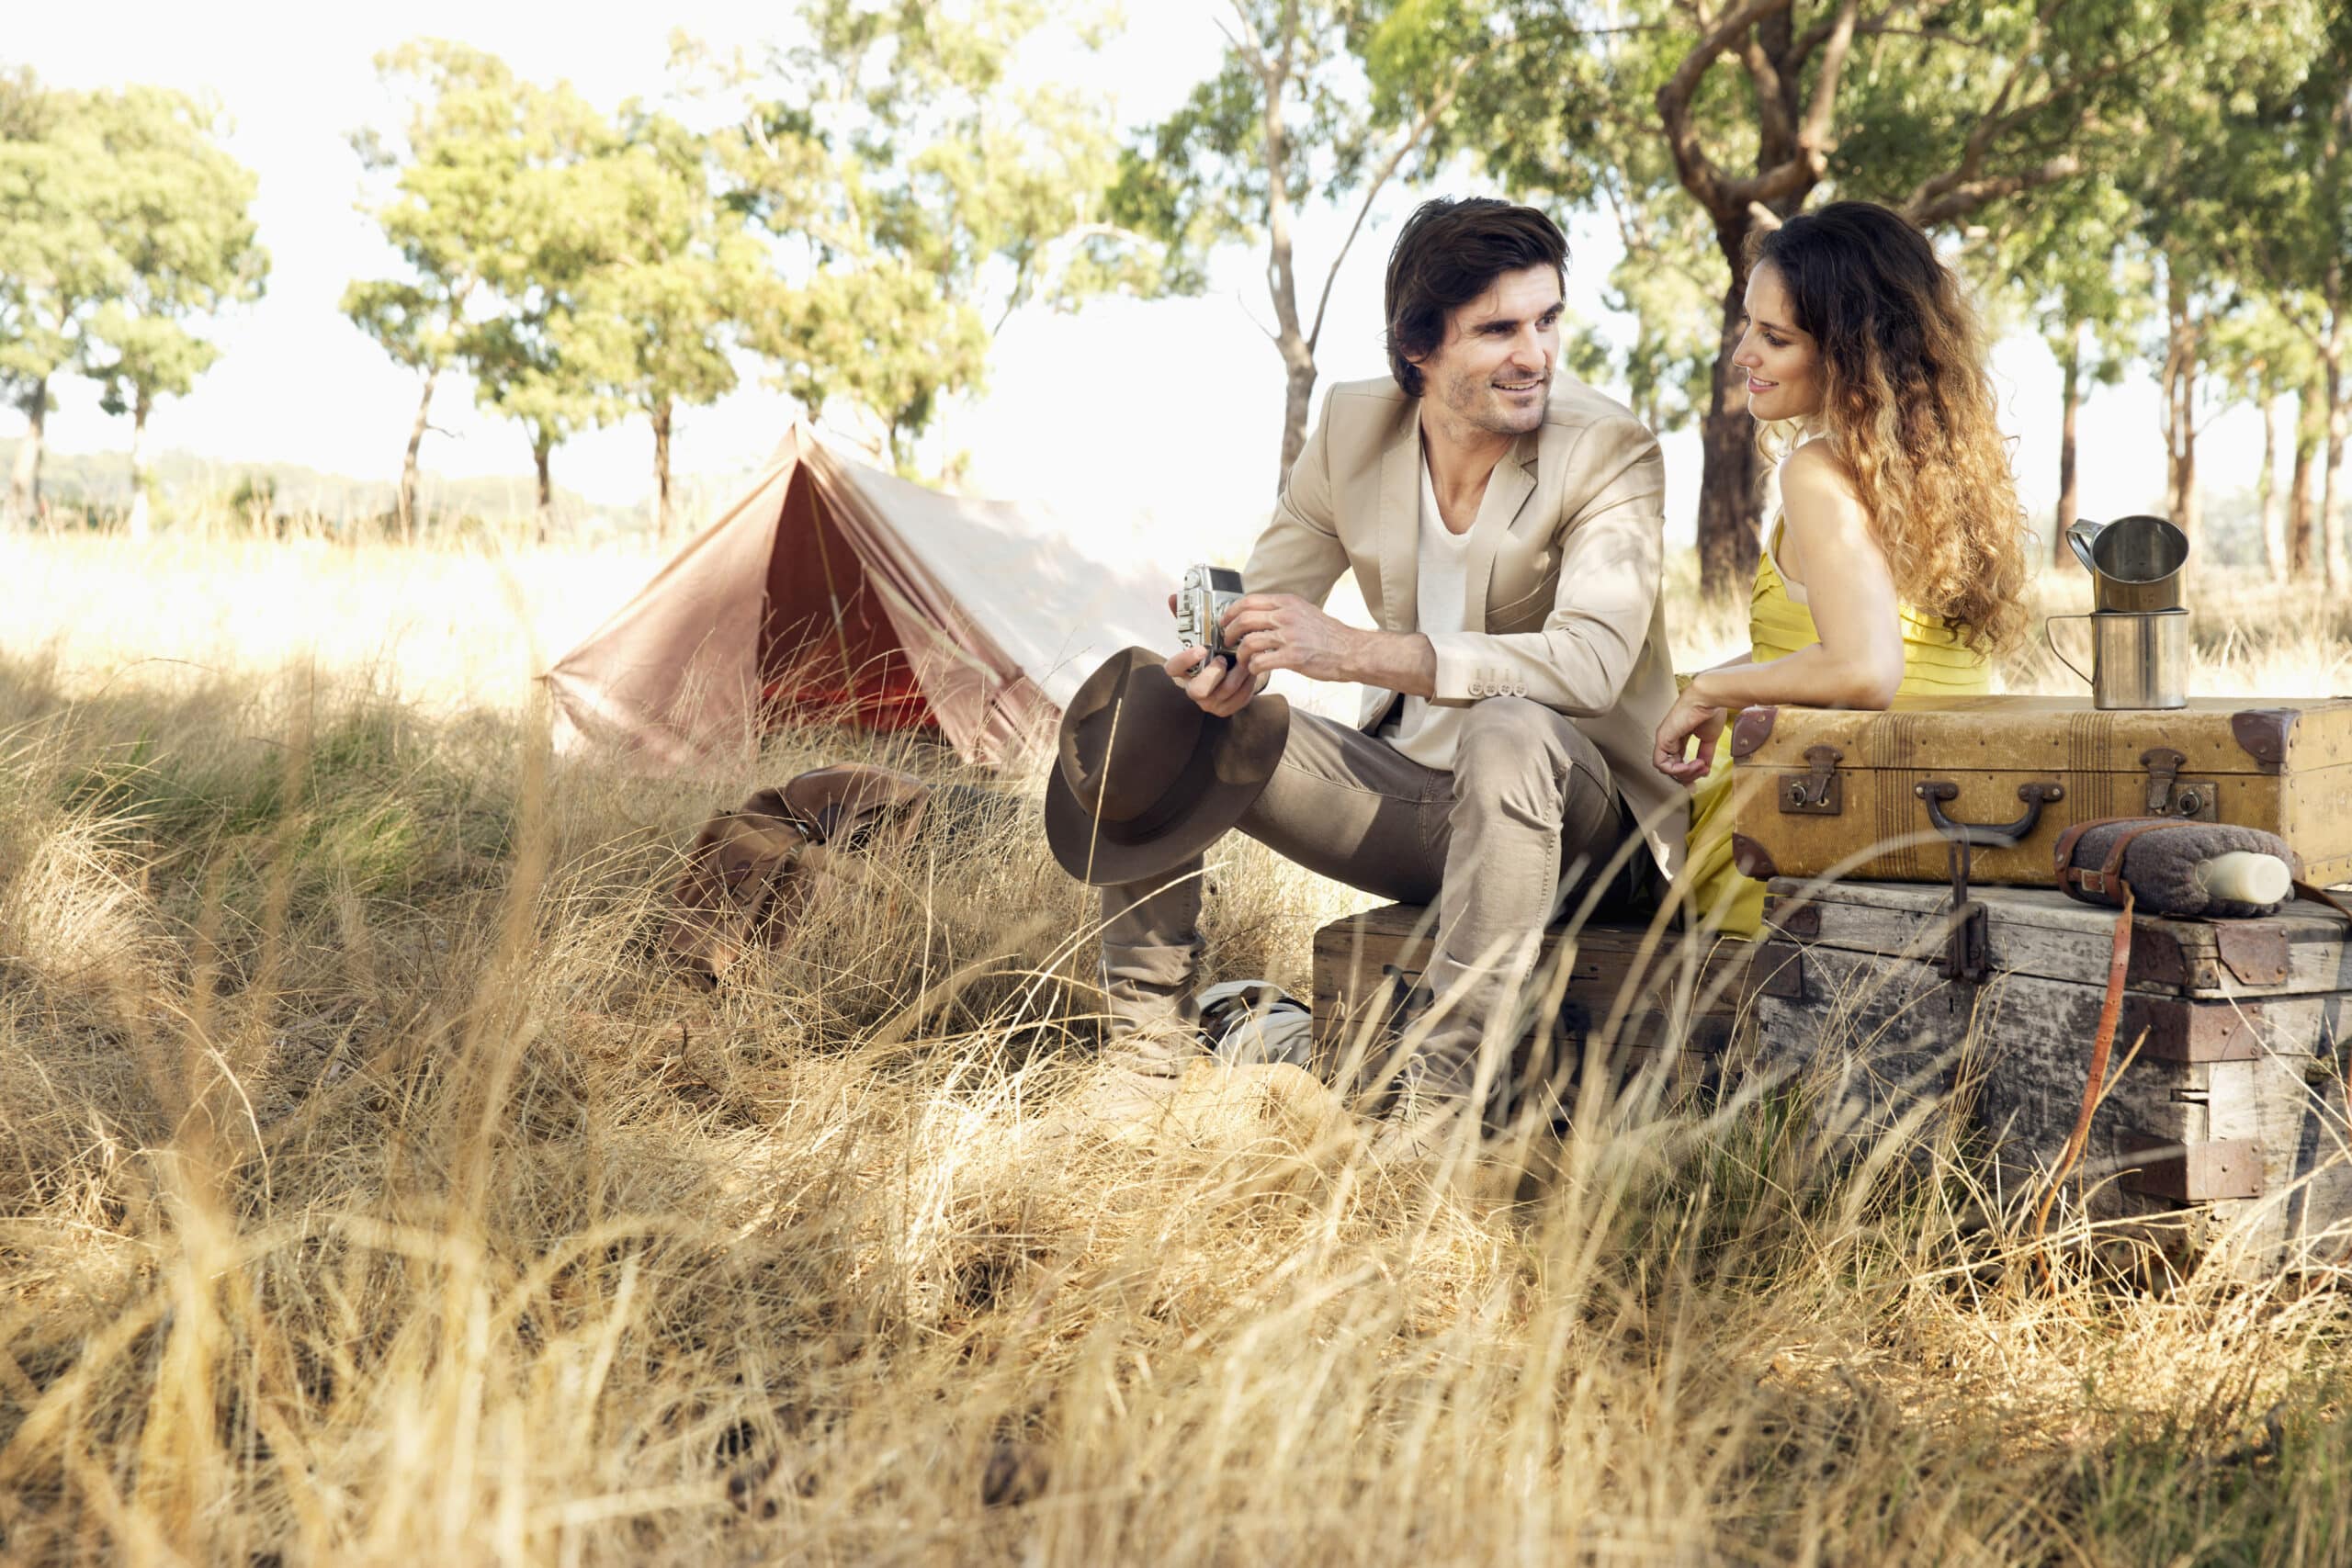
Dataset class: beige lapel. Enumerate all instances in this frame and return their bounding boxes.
[1461,432,1540,628]
[1374,409,1421,632]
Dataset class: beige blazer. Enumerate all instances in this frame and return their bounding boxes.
[1242,375,1687,879]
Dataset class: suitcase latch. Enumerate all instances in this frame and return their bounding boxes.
[1780,745,1844,815]
[2139,747,2217,819]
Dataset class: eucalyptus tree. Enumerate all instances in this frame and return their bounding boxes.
[0,72,121,527]
[1110,0,1478,489]
[2206,300,2315,580]
[578,107,765,538]
[2168,0,2347,584]
[344,42,532,540]
[458,75,626,543]
[1976,179,2148,563]
[1577,177,1725,442]
[2239,17,2351,588]
[700,0,1165,476]
[81,85,267,537]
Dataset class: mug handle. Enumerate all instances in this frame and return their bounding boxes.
[2044,614,2094,686]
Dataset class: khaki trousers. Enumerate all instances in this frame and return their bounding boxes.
[1099,695,1643,1102]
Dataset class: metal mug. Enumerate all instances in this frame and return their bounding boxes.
[2046,607,2188,710]
[2069,513,2188,614]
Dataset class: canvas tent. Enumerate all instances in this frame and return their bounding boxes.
[545,423,1178,768]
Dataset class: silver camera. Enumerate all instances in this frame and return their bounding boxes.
[1174,564,1246,667]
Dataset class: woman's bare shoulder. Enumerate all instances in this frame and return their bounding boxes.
[1779,438,1858,504]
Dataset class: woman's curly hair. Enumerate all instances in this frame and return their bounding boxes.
[1750,202,2030,651]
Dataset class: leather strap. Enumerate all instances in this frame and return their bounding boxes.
[2055,816,2227,905]
[2030,882,2136,1281]
[2294,879,2352,925]
[2052,814,2162,902]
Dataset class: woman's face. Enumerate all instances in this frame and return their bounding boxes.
[1732,263,1824,423]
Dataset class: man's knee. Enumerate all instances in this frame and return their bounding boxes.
[1452,696,1596,797]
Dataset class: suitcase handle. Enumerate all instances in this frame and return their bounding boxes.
[1915,779,2065,848]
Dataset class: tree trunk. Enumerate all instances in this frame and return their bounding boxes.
[2159,265,2200,551]
[534,441,554,547]
[2177,350,2199,549]
[8,377,46,528]
[127,394,152,542]
[1697,277,1760,599]
[2323,319,2346,593]
[652,397,674,542]
[2290,374,2323,578]
[2259,391,2285,583]
[1277,353,1317,489]
[2055,321,2083,569]
[400,368,437,546]
[1254,29,1318,493]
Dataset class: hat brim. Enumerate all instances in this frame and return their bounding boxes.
[1043,651,1291,886]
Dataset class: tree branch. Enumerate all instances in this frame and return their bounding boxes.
[1306,83,1458,352]
[1799,0,1862,153]
[1738,32,1797,161]
[1902,19,2172,221]
[1905,153,2082,227]
[1655,0,1797,217]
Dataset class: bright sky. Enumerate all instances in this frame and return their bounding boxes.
[16,1,2269,562]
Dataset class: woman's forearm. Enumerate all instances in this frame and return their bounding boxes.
[1686,642,1902,713]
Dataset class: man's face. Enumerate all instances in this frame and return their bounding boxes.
[1410,265,1563,437]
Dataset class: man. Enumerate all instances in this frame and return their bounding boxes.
[1102,196,1684,1141]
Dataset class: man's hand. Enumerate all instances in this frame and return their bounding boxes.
[1162,590,1262,716]
[1652,683,1730,785]
[1163,645,1261,716]
[1220,592,1363,684]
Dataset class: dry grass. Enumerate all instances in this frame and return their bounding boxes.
[3,526,2351,1565]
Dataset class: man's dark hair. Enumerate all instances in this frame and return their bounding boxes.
[1384,197,1569,398]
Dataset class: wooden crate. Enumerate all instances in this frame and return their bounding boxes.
[1309,903,1761,1096]
[1727,696,2352,888]
[1751,877,2352,1275]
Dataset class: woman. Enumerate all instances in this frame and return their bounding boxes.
[1656,201,2030,937]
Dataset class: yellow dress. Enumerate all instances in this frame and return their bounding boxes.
[1680,521,1993,936]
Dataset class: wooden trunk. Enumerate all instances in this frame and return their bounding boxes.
[1727,696,2352,888]
[1309,903,1762,1097]
[1750,877,2352,1277]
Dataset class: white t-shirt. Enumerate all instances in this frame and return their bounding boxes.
[1387,446,1476,771]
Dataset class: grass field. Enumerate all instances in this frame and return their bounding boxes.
[4,525,2352,1565]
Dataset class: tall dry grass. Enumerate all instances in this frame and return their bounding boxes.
[3,526,2351,1564]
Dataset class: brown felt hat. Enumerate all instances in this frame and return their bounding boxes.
[1043,647,1291,886]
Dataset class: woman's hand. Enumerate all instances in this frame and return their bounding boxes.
[1653,684,1730,785]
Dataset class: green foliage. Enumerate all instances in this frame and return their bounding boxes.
[347,43,629,513]
[1107,9,1373,271]
[1579,197,1727,436]
[0,72,118,421]
[0,69,263,521]
[78,86,266,433]
[703,0,1164,471]
[574,107,763,424]
[1108,0,1469,479]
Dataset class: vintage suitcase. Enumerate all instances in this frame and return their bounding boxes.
[1310,903,1763,1093]
[1727,696,2352,889]
[1748,877,2352,1277]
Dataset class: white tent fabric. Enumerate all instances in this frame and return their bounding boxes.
[545,423,1185,768]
